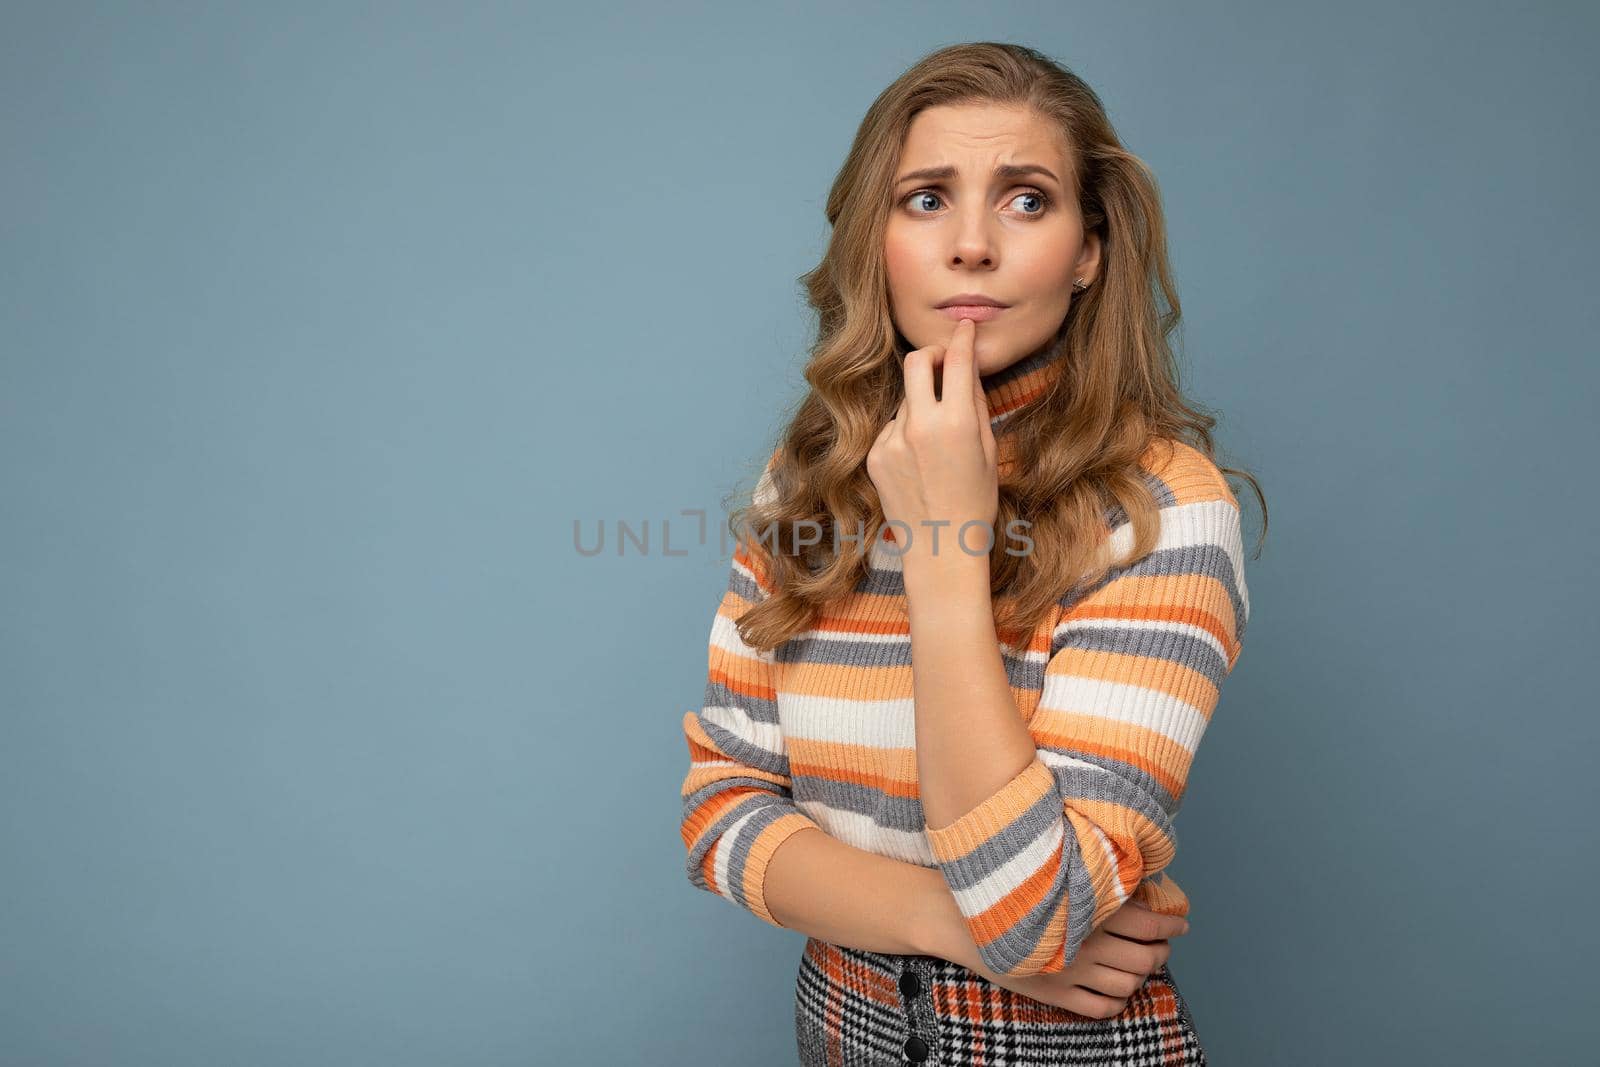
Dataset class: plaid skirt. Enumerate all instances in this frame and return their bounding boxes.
[795,937,1206,1066]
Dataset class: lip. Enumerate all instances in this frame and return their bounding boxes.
[937,304,1007,322]
[935,293,1008,308]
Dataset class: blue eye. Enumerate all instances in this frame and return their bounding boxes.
[1011,190,1049,215]
[902,188,1052,216]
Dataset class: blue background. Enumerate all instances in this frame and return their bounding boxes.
[3,2,1596,1064]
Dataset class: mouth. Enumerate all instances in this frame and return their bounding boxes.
[936,304,1007,322]
[935,294,1009,309]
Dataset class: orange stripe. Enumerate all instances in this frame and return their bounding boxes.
[1028,716,1197,799]
[782,659,913,697]
[787,739,917,795]
[705,660,775,703]
[1062,576,1235,644]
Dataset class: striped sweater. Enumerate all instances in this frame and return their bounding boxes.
[678,343,1250,978]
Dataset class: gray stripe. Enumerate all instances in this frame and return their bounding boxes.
[776,635,912,666]
[1100,469,1177,530]
[1053,624,1231,691]
[1058,540,1245,650]
[933,785,1066,892]
[779,635,1046,691]
[1140,468,1180,508]
[722,802,797,912]
[1048,753,1177,829]
[701,678,780,724]
[928,785,1100,975]
[726,564,766,603]
[695,713,791,778]
[683,787,793,894]
[851,566,906,598]
[790,774,929,832]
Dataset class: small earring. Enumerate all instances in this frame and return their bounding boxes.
[1072,277,1088,291]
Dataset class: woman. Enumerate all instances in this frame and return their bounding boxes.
[679,41,1265,1065]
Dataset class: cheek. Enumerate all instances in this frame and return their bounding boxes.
[1015,236,1078,293]
[883,236,908,295]
[883,231,924,304]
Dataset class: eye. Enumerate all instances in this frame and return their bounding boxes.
[900,187,1052,217]
[1010,189,1050,215]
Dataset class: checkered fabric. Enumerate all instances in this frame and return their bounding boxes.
[795,937,1206,1065]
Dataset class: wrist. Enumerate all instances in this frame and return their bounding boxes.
[901,550,991,604]
[907,866,977,966]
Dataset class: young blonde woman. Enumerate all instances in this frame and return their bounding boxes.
[679,41,1264,1066]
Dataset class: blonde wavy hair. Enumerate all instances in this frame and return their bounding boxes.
[725,41,1267,652]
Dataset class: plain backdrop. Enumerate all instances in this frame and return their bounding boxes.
[3,2,1596,1064]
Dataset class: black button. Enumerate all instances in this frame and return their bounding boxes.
[898,971,921,997]
[903,1035,929,1062]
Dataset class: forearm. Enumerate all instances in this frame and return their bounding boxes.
[905,558,1039,832]
[763,825,973,959]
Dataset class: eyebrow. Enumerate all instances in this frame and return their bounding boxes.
[893,163,1061,187]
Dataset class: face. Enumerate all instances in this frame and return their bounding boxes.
[884,101,1100,377]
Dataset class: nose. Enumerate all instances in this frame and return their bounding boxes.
[949,207,997,269]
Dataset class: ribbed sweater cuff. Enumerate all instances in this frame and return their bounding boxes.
[923,757,1056,863]
[743,812,819,928]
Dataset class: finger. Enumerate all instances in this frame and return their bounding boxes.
[971,336,986,414]
[1077,962,1153,999]
[1101,901,1156,935]
[976,381,996,465]
[941,317,976,416]
[1062,988,1130,1020]
[1104,906,1189,942]
[900,346,937,423]
[1081,928,1173,977]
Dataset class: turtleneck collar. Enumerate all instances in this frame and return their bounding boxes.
[979,339,1068,435]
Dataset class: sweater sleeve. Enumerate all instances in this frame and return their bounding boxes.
[922,489,1250,977]
[678,462,823,928]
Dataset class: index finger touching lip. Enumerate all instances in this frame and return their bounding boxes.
[940,317,977,405]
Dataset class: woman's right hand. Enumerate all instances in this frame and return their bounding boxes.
[957,901,1190,1019]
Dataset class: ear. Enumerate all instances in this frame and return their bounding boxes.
[1074,230,1102,286]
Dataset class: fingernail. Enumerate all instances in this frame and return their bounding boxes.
[1181,922,1191,934]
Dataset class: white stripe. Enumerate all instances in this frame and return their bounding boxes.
[797,801,936,865]
[700,703,787,760]
[781,692,917,747]
[946,818,1063,917]
[867,540,904,571]
[711,806,762,901]
[1104,496,1247,612]
[1036,672,1210,754]
[796,625,1048,664]
[708,609,774,664]
[799,627,910,645]
[1085,822,1129,905]
[1036,751,1105,774]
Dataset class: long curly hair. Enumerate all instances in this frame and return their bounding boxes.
[725,41,1267,652]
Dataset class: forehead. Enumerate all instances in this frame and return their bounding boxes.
[899,102,1068,169]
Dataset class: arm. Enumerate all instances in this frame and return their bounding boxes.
[679,538,822,928]
[679,536,967,955]
[763,825,964,956]
[908,491,1250,977]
